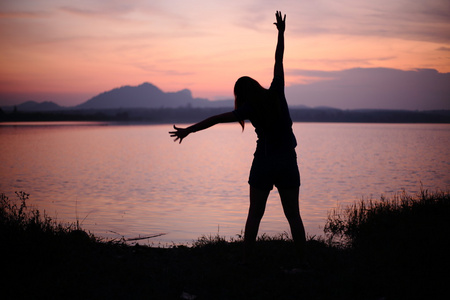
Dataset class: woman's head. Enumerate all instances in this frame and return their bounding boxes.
[234,76,267,130]
[234,76,265,106]
[234,76,280,130]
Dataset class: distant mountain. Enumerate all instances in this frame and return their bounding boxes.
[0,82,234,112]
[75,82,233,109]
[1,101,64,112]
[285,68,450,110]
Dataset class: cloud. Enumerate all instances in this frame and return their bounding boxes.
[285,68,450,110]
[291,56,397,72]
[58,1,163,19]
[0,11,50,19]
[283,0,450,44]
[1,0,449,108]
[58,0,141,16]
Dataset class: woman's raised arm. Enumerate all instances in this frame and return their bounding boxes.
[273,11,286,80]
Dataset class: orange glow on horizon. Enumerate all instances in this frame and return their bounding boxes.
[1,1,449,106]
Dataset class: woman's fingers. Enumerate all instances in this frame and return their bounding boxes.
[169,125,185,143]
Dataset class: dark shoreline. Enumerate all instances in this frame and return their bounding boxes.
[1,107,449,124]
[2,190,449,299]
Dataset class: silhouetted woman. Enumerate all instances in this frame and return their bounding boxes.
[170,11,306,266]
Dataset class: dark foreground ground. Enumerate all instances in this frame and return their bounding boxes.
[3,232,448,300]
[2,190,449,299]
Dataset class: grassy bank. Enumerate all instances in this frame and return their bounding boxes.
[1,190,449,299]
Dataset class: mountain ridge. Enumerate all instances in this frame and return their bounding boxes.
[1,82,234,111]
[75,82,218,109]
[1,82,449,124]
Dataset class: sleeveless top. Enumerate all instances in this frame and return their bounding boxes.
[232,76,297,157]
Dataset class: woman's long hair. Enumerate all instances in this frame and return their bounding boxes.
[234,76,280,131]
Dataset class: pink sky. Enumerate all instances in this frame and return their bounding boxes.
[1,0,449,107]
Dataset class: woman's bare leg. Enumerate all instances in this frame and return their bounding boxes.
[278,187,306,264]
[243,186,270,264]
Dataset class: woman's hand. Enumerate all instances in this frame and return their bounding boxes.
[274,11,286,32]
[169,125,190,144]
[169,112,237,144]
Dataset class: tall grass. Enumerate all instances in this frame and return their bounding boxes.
[324,188,450,295]
[0,191,93,242]
[324,189,450,248]
[2,189,448,299]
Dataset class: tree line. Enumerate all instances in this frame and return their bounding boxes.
[1,107,449,123]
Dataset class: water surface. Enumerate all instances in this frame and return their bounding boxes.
[1,122,448,244]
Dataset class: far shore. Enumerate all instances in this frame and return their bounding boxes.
[2,106,450,124]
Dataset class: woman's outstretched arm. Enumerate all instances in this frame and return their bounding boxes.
[273,11,286,80]
[169,111,238,143]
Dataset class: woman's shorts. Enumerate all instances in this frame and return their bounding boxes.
[248,151,301,191]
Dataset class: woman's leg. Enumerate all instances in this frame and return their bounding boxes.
[278,187,307,264]
[243,185,270,263]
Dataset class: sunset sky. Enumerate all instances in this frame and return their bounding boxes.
[1,0,449,108]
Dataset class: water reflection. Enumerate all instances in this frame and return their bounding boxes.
[1,123,449,244]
